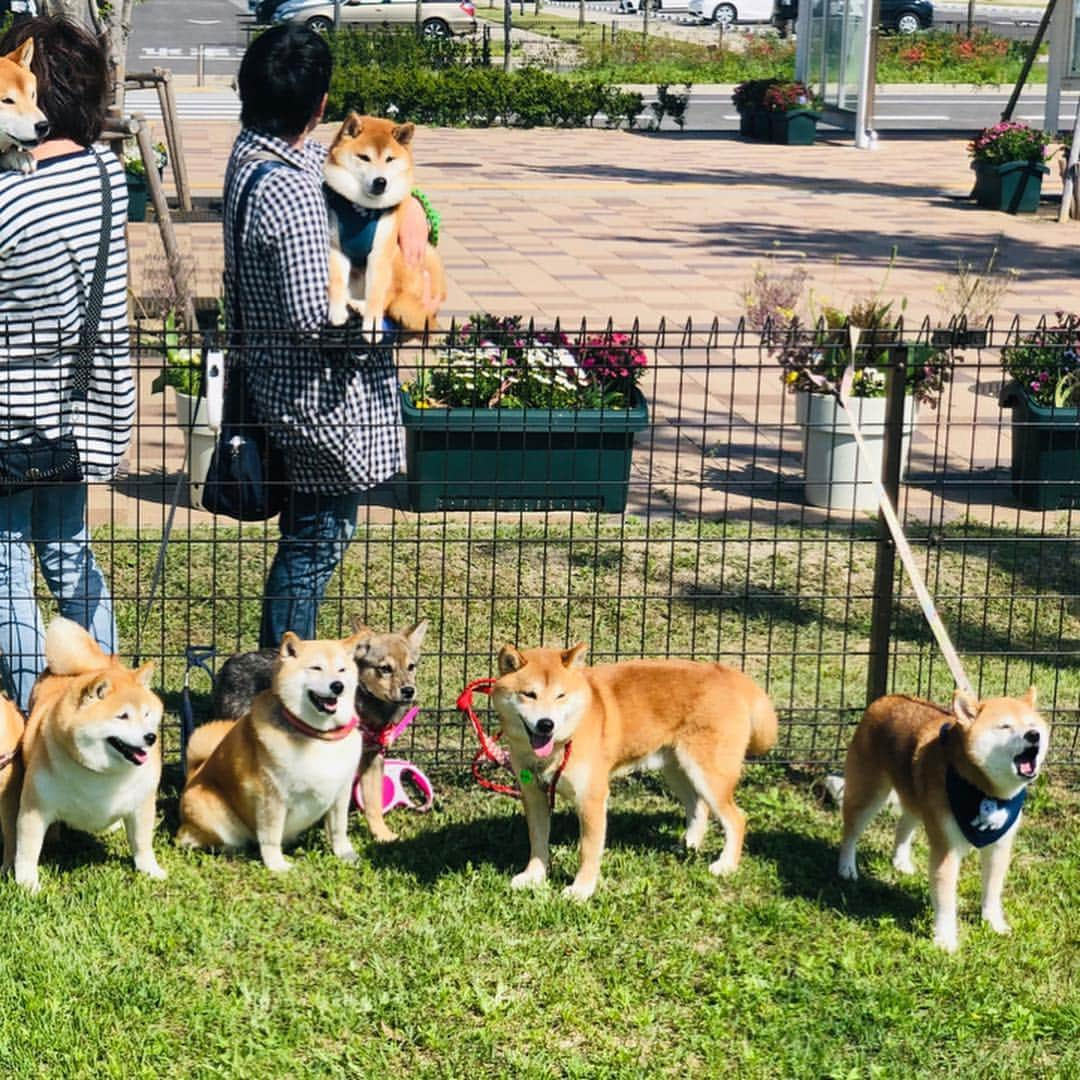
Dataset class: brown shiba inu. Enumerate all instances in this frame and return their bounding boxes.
[0,40,49,175]
[209,618,427,844]
[0,692,25,870]
[177,631,366,871]
[323,112,445,333]
[491,644,778,900]
[839,690,1049,952]
[14,618,165,892]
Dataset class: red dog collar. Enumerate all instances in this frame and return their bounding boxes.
[279,706,359,742]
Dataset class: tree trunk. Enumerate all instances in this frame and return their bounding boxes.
[965,0,975,36]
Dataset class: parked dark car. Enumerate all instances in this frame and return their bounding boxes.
[773,0,933,34]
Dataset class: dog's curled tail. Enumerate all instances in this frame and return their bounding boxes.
[185,719,235,776]
[44,617,109,676]
[747,687,779,758]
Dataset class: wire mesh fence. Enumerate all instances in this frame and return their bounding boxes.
[2,315,1078,772]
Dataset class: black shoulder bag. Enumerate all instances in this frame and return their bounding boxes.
[0,149,112,496]
[200,158,287,521]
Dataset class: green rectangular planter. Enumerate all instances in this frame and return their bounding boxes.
[738,109,755,137]
[400,388,649,513]
[971,159,1049,214]
[769,108,820,146]
[751,109,772,139]
[999,381,1080,510]
[126,173,149,221]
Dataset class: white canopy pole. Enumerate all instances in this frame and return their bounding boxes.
[854,0,879,148]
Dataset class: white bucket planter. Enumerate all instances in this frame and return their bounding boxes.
[173,390,216,511]
[796,392,916,512]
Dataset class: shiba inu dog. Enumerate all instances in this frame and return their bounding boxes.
[491,644,778,900]
[177,631,366,871]
[0,40,49,175]
[14,618,165,892]
[839,690,1049,952]
[0,692,25,870]
[323,112,445,333]
[209,618,428,843]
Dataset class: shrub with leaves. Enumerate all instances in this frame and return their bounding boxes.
[968,121,1054,164]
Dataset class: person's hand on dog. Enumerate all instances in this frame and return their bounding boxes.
[399,196,429,268]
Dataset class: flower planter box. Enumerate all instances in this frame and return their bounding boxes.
[751,108,772,140]
[971,159,1048,214]
[126,173,149,222]
[999,381,1080,510]
[769,108,820,146]
[737,108,755,137]
[174,390,216,511]
[400,388,649,513]
[796,392,916,512]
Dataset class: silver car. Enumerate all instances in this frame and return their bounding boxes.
[272,0,477,38]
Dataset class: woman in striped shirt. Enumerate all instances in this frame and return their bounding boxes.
[0,17,133,711]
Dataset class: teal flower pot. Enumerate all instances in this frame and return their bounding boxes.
[770,108,820,146]
[971,159,1049,214]
[999,381,1080,509]
[400,388,649,513]
[126,172,149,221]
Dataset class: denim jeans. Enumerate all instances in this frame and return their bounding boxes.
[259,488,361,648]
[0,483,117,712]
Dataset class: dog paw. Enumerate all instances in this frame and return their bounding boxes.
[933,928,959,953]
[262,855,292,873]
[137,860,168,881]
[837,854,859,881]
[708,854,739,877]
[562,880,597,902]
[371,829,398,844]
[334,847,360,863]
[891,854,916,876]
[328,303,350,327]
[983,910,1011,935]
[0,149,35,175]
[14,870,41,894]
[511,866,546,891]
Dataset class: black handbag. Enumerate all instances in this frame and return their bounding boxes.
[0,150,112,497]
[200,157,288,521]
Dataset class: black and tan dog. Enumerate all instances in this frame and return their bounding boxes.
[210,618,427,843]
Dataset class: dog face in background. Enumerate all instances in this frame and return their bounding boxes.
[0,40,48,175]
[324,114,416,212]
[352,617,428,710]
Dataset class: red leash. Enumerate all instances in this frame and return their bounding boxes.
[456,677,571,810]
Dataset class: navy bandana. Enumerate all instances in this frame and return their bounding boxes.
[324,185,387,266]
[943,757,1027,849]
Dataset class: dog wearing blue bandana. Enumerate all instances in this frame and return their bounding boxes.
[838,689,1048,952]
[324,113,445,333]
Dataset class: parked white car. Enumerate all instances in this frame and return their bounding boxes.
[688,0,774,26]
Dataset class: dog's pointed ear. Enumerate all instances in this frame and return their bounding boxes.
[404,618,428,652]
[279,632,301,660]
[392,122,415,146]
[82,675,112,706]
[497,645,526,676]
[1022,686,1038,709]
[350,615,373,637]
[135,662,155,689]
[7,38,34,70]
[340,112,364,139]
[561,643,588,668]
[952,689,979,727]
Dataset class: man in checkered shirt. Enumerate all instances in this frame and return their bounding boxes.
[226,25,433,648]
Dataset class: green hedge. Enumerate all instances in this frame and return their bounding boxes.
[326,66,646,129]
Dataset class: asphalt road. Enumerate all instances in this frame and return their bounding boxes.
[128,0,248,79]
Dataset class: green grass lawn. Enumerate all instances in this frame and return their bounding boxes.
[0,770,1076,1076]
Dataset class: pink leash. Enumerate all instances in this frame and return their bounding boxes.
[353,705,435,814]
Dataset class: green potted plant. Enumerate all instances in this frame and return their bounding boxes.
[968,122,1052,214]
[732,79,781,139]
[122,138,168,222]
[999,312,1080,509]
[775,301,951,510]
[150,312,215,509]
[400,316,650,513]
[762,81,821,146]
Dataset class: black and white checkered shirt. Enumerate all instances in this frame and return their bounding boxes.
[223,128,402,495]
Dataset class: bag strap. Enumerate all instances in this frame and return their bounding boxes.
[71,147,112,403]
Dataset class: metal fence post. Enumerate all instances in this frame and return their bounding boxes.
[866,344,908,704]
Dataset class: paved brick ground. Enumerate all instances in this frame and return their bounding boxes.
[113,120,1080,531]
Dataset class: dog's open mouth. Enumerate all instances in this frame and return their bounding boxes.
[308,691,339,715]
[106,736,149,766]
[524,722,555,759]
[1014,745,1039,779]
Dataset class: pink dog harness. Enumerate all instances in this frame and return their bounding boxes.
[352,705,435,815]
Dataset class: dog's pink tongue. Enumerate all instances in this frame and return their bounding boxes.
[133,748,148,765]
[532,737,555,759]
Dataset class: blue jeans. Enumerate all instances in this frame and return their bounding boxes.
[0,484,117,712]
[259,489,361,648]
